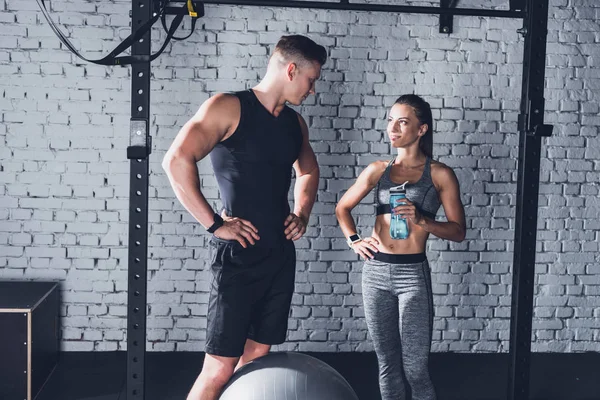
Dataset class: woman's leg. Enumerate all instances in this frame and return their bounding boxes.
[395,261,436,400]
[362,260,407,400]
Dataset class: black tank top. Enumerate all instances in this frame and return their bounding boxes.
[209,89,303,247]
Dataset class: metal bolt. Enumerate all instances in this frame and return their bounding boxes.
[136,130,142,135]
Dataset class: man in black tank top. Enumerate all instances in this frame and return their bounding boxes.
[162,35,326,400]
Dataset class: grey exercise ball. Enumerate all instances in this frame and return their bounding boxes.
[218,352,359,400]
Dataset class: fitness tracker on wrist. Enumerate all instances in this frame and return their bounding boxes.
[207,213,224,233]
[347,233,362,247]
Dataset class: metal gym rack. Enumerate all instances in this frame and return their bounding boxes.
[124,1,552,399]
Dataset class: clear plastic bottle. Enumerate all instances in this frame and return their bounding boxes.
[389,181,409,240]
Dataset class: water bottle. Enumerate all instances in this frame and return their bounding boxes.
[389,181,409,240]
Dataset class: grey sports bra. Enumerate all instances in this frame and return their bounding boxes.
[375,157,442,219]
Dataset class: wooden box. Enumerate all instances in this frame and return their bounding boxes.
[0,281,60,400]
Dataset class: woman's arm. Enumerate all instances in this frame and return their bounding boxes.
[416,164,466,242]
[335,162,386,258]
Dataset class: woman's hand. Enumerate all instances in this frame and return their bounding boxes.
[392,198,424,226]
[351,236,380,260]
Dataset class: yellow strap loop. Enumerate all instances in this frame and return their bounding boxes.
[187,0,197,17]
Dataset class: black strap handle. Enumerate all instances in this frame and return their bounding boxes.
[35,0,193,65]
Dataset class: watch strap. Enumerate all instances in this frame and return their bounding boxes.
[207,213,224,234]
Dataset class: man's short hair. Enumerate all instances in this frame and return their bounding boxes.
[274,35,327,66]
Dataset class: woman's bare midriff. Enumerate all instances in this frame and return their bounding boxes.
[371,214,429,254]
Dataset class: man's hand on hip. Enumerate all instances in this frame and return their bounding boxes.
[214,217,260,248]
[284,213,308,241]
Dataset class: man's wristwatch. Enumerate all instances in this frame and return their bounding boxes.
[207,213,224,233]
[347,233,362,247]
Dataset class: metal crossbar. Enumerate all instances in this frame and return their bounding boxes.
[200,0,522,18]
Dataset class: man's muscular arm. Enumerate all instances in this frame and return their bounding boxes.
[284,114,319,241]
[162,94,260,247]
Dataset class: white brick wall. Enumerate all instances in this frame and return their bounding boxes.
[0,0,598,352]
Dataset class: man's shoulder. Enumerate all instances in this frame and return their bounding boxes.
[203,93,241,117]
[211,92,241,105]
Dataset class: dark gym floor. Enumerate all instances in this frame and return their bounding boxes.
[36,352,600,400]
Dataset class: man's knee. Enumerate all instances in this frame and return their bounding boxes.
[201,355,237,388]
[202,370,231,390]
[243,340,270,359]
[236,339,270,370]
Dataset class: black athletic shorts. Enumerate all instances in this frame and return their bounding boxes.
[205,236,296,357]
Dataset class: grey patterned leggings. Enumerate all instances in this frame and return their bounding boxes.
[362,253,436,400]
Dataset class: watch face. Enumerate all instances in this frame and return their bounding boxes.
[349,234,360,242]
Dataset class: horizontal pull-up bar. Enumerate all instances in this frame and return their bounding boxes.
[200,0,523,18]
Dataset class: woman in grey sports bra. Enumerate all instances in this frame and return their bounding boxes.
[336,94,466,400]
